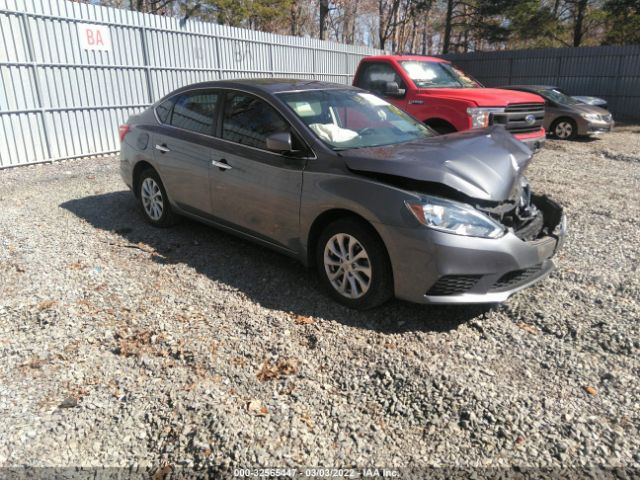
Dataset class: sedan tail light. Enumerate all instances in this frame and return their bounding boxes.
[118,124,130,142]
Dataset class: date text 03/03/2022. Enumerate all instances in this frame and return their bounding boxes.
[233,468,400,477]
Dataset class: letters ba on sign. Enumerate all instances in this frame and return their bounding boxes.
[78,23,111,51]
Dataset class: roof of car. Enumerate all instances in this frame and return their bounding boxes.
[503,85,559,91]
[362,54,449,63]
[169,78,353,95]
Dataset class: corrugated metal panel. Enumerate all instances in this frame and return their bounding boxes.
[0,0,382,168]
[442,45,640,120]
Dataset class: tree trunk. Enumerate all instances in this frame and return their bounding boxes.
[442,0,454,54]
[573,0,588,47]
[319,0,329,40]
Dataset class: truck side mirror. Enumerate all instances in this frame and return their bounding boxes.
[384,81,405,98]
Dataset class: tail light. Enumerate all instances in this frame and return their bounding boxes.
[118,124,130,142]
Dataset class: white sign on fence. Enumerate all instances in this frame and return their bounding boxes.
[78,23,111,51]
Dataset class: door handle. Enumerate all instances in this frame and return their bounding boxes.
[211,159,232,171]
[155,144,170,153]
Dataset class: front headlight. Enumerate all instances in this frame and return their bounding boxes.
[405,196,505,239]
[581,112,601,122]
[467,107,504,129]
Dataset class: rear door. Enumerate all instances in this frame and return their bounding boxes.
[207,90,308,252]
[152,89,221,215]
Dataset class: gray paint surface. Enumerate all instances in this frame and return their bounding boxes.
[442,45,640,120]
[0,0,382,168]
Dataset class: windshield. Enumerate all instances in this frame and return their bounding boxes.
[399,61,481,88]
[279,89,434,150]
[536,88,582,106]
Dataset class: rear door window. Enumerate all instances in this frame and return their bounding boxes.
[169,91,219,135]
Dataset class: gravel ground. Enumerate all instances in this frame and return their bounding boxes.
[0,126,639,476]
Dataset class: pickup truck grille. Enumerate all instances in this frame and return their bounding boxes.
[497,103,545,134]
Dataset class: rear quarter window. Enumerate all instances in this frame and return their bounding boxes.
[155,98,174,124]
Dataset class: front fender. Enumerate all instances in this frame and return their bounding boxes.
[413,96,472,131]
[299,170,423,259]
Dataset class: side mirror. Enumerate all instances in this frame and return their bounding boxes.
[266,132,292,152]
[384,81,405,98]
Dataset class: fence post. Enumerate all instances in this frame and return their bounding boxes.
[344,52,349,85]
[614,53,623,112]
[312,49,317,80]
[214,36,223,80]
[269,43,275,75]
[139,25,154,103]
[19,11,52,161]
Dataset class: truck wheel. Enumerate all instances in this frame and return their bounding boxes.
[316,218,393,310]
[551,118,577,140]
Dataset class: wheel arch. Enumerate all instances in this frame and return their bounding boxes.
[132,160,155,198]
[424,117,457,134]
[305,208,391,271]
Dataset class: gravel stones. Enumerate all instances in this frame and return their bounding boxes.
[0,127,638,470]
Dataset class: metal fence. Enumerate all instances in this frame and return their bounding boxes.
[443,45,640,121]
[0,0,382,168]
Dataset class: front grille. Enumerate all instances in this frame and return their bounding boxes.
[495,103,545,134]
[490,264,544,292]
[426,275,482,296]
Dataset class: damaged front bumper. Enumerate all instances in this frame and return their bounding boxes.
[377,196,567,304]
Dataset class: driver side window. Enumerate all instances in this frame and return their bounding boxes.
[222,93,290,150]
[358,63,405,96]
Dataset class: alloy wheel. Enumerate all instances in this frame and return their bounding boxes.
[141,177,164,221]
[555,121,573,139]
[323,233,372,299]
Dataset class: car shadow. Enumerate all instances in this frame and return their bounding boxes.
[60,191,494,334]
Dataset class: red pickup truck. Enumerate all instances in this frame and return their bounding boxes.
[353,55,547,152]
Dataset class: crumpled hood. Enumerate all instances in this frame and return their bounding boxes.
[417,87,544,106]
[342,126,533,202]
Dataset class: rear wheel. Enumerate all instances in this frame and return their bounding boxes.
[551,118,577,140]
[138,168,177,227]
[316,218,393,310]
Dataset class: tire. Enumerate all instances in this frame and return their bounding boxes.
[551,118,577,140]
[316,218,393,310]
[137,168,177,227]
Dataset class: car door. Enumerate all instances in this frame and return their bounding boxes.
[152,89,220,216]
[208,91,308,252]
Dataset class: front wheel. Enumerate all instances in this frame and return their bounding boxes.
[316,218,393,310]
[551,118,577,140]
[138,168,177,227]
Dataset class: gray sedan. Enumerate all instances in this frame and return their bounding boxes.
[119,79,566,309]
[503,85,613,140]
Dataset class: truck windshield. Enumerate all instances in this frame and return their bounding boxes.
[399,61,481,88]
[535,88,582,106]
[279,89,434,150]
